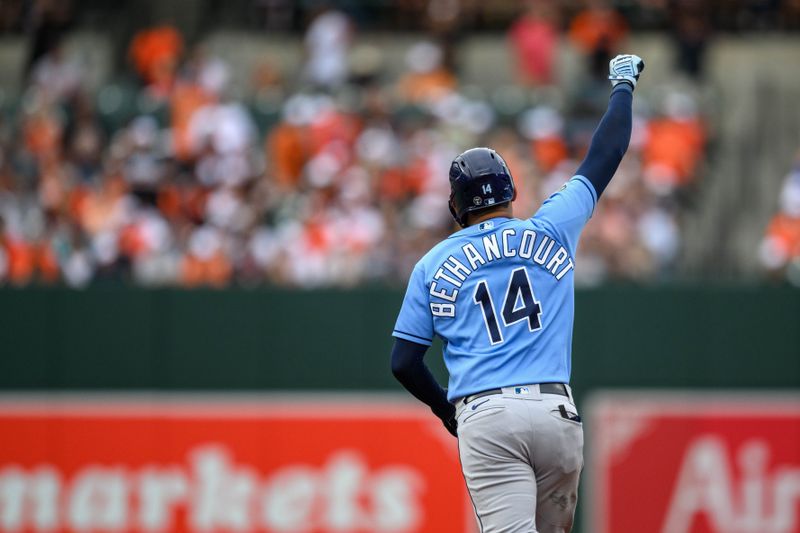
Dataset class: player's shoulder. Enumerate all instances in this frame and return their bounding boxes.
[412,237,458,277]
[410,225,477,278]
[532,175,598,219]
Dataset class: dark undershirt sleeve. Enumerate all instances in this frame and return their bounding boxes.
[390,338,453,419]
[575,83,634,198]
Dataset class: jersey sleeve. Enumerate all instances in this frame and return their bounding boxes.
[531,175,598,255]
[392,263,434,346]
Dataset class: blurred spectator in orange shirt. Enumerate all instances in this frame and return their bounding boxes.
[760,159,800,276]
[171,47,230,161]
[642,91,705,193]
[568,0,628,79]
[180,226,232,287]
[509,0,559,86]
[172,83,215,162]
[397,42,457,104]
[23,103,62,159]
[268,122,307,188]
[519,105,568,174]
[763,214,800,262]
[308,106,360,157]
[129,25,184,97]
[37,152,70,213]
[78,173,129,236]
[0,215,58,285]
[36,240,60,283]
[0,228,34,285]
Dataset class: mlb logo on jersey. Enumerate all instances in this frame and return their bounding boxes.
[515,387,530,395]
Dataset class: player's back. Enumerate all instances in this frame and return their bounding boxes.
[393,175,596,402]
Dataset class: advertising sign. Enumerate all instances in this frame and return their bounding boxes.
[0,395,472,533]
[588,392,800,533]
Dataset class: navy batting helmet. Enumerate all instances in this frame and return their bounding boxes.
[448,147,516,228]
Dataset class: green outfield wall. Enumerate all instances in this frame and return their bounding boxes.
[1,287,798,396]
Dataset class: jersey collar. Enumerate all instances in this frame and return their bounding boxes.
[446,217,513,239]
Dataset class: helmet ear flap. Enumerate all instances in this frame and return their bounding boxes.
[449,196,466,228]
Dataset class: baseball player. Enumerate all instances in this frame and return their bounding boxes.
[390,54,645,532]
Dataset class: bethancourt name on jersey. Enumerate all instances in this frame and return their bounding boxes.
[429,225,574,318]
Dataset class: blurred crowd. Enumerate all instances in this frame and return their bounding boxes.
[760,152,800,285]
[0,1,710,288]
[4,0,799,33]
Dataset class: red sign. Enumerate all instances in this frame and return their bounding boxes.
[588,392,800,533]
[0,395,473,533]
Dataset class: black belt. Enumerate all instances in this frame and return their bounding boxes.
[461,383,569,405]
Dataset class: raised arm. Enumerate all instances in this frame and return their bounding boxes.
[576,54,645,199]
[531,55,645,254]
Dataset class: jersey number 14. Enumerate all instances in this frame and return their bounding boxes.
[473,267,542,345]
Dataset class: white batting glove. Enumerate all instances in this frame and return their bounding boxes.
[608,54,645,89]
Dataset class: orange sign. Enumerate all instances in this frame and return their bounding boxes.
[0,395,473,533]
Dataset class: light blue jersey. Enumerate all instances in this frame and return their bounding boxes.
[393,175,597,402]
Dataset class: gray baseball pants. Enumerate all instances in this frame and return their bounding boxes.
[455,384,584,533]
